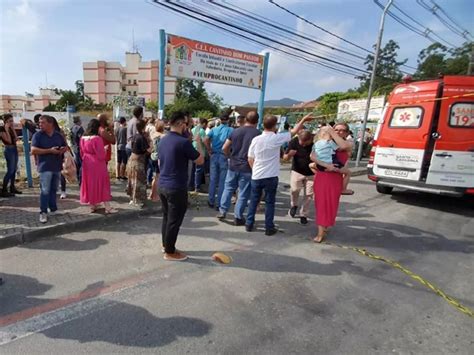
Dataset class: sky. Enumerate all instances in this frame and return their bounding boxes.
[1,0,472,106]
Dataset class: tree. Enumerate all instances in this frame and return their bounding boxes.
[146,100,158,113]
[164,79,225,118]
[194,110,214,119]
[358,39,407,95]
[316,91,363,119]
[43,102,57,111]
[55,90,79,111]
[75,80,85,101]
[414,41,472,80]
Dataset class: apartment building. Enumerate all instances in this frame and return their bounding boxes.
[83,52,176,104]
[0,88,60,113]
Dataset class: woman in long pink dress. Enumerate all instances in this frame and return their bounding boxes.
[310,124,352,243]
[80,119,117,214]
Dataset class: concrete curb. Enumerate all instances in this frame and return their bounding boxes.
[351,168,367,177]
[0,206,162,250]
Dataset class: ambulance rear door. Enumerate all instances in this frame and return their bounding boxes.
[426,76,474,188]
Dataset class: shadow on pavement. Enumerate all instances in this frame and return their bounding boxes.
[41,301,212,348]
[390,191,474,217]
[20,237,109,251]
[187,250,364,276]
[0,273,54,316]
[328,219,474,254]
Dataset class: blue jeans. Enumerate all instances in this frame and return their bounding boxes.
[72,147,82,184]
[246,177,279,230]
[39,171,60,213]
[3,146,18,190]
[208,154,228,208]
[219,170,252,220]
[190,163,205,190]
[147,158,157,184]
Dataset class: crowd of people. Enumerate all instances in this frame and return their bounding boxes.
[1,107,355,261]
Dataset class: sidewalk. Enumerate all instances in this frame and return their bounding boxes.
[0,179,161,249]
[0,162,368,249]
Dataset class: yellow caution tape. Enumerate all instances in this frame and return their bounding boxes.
[323,241,474,318]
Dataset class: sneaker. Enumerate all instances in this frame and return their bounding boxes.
[265,227,278,236]
[288,206,298,218]
[217,212,226,220]
[234,218,245,226]
[207,202,214,209]
[60,192,67,199]
[49,210,61,216]
[300,216,308,225]
[245,224,254,232]
[163,251,188,261]
[39,213,48,224]
[0,191,14,198]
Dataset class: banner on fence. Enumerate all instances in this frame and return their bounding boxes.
[166,34,264,90]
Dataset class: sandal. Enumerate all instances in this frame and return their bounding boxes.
[313,230,328,243]
[105,207,118,214]
[341,189,354,195]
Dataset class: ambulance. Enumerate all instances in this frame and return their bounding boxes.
[368,75,474,197]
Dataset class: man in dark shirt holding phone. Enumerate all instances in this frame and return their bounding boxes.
[31,115,67,224]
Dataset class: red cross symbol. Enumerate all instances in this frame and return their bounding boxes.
[399,112,411,122]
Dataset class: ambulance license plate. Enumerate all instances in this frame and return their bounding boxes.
[384,169,409,178]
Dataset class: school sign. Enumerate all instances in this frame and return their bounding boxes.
[159,30,270,126]
[166,34,265,90]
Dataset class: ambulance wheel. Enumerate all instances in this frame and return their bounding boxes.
[376,184,393,194]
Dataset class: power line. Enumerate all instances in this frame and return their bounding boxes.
[145,0,358,78]
[417,0,473,40]
[160,0,369,74]
[219,0,369,60]
[268,0,416,71]
[206,0,368,61]
[147,0,363,77]
[193,0,367,67]
[391,1,458,47]
[268,0,373,54]
[374,0,457,48]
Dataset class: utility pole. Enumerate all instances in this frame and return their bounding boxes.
[468,42,474,75]
[355,0,393,167]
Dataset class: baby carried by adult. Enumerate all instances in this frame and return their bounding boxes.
[313,126,344,172]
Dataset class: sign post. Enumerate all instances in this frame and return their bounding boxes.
[21,127,33,188]
[257,52,270,129]
[159,29,166,118]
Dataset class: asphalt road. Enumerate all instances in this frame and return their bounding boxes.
[1,173,473,354]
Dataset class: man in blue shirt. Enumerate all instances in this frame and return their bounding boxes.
[217,111,260,225]
[159,111,204,261]
[204,114,233,210]
[31,115,67,224]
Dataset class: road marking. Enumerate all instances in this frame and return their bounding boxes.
[324,242,474,318]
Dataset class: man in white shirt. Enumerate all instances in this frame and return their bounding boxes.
[246,113,314,235]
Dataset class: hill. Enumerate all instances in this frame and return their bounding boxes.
[242,97,301,107]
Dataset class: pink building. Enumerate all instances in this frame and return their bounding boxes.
[0,89,60,113]
[83,52,176,104]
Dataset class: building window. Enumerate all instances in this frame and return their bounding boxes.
[133,91,137,96]
[133,79,137,85]
[128,91,131,95]
[128,79,131,84]
[122,87,126,92]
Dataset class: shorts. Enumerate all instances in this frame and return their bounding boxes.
[117,149,128,165]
